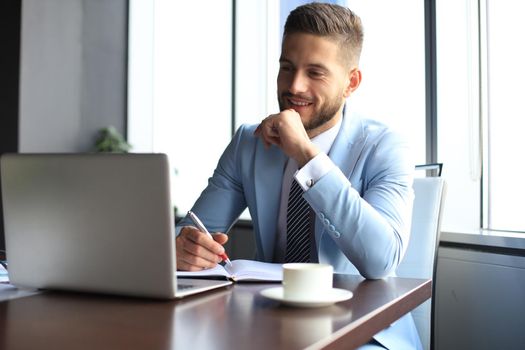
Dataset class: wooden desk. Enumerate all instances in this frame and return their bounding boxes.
[0,275,430,350]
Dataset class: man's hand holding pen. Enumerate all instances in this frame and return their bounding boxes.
[176,225,230,272]
[176,211,232,271]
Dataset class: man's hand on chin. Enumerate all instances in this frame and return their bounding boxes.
[254,109,319,167]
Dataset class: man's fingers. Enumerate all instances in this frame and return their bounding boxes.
[181,232,224,260]
[213,233,229,245]
[176,227,224,271]
[176,249,220,271]
[185,227,225,255]
[255,118,283,149]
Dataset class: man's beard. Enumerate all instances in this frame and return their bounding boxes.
[278,92,343,131]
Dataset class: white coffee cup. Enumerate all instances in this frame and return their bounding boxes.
[282,263,333,300]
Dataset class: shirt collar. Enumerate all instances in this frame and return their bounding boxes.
[310,116,343,155]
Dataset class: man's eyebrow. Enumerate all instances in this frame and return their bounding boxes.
[279,58,329,71]
[307,63,329,71]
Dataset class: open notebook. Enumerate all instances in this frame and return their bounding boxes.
[178,260,283,282]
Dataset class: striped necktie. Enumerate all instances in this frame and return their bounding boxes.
[285,179,311,263]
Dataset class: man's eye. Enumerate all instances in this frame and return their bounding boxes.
[280,66,292,72]
[309,70,324,78]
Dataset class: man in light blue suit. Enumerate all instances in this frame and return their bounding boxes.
[176,3,420,349]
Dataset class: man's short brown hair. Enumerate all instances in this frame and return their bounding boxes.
[283,2,364,67]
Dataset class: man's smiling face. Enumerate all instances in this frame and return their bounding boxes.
[277,32,356,136]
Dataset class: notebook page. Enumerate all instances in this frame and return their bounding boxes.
[225,260,283,281]
[177,264,230,278]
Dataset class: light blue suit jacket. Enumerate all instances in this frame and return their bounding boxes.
[178,111,421,350]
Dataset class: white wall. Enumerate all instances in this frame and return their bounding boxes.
[19,0,128,152]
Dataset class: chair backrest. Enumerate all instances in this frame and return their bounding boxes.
[397,177,446,350]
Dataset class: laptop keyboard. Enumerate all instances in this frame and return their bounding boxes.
[177,283,196,291]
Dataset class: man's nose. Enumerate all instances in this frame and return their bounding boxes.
[288,71,308,94]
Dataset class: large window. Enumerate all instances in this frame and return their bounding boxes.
[484,0,525,232]
[346,0,426,164]
[436,0,481,233]
[437,0,525,234]
[128,0,232,215]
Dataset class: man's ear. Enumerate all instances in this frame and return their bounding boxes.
[343,68,362,98]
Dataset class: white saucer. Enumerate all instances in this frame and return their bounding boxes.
[260,287,353,308]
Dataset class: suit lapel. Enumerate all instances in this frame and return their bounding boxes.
[328,111,367,178]
[253,142,287,261]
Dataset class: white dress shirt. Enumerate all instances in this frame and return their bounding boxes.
[273,117,342,262]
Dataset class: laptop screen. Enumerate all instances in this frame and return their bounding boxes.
[1,153,179,298]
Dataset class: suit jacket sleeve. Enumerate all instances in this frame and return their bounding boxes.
[305,128,414,279]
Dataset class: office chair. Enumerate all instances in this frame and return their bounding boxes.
[396,164,446,350]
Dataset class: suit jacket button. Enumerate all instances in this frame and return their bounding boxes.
[323,218,330,226]
[333,231,341,238]
[318,212,325,220]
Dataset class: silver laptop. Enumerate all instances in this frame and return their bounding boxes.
[0,153,231,299]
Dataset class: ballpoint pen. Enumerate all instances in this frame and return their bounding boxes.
[187,211,233,267]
